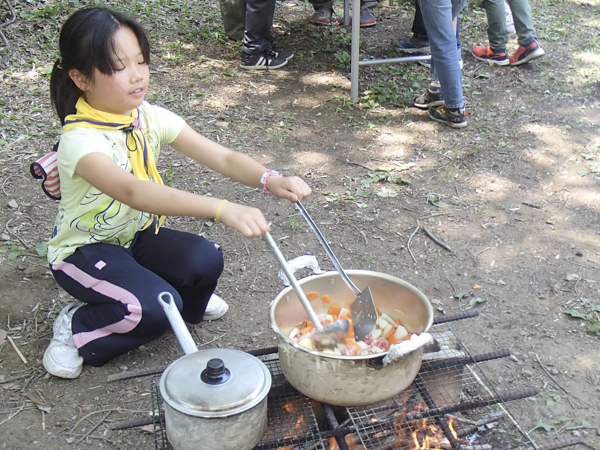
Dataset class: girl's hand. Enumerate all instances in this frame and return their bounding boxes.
[217,202,270,238]
[267,176,312,202]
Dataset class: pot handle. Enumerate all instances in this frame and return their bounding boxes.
[157,292,199,355]
[382,332,433,366]
[276,254,325,287]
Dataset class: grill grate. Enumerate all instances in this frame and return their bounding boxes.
[149,315,583,450]
[345,323,533,449]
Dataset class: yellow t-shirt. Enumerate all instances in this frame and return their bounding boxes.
[47,101,185,264]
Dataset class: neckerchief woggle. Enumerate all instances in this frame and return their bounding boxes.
[62,97,165,233]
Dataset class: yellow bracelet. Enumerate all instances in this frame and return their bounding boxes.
[215,199,228,222]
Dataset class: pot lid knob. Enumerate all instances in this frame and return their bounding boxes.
[201,358,231,385]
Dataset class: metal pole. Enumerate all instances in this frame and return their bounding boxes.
[350,0,360,102]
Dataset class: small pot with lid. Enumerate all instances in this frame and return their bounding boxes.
[158,293,271,450]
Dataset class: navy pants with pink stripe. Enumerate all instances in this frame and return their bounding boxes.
[51,227,224,366]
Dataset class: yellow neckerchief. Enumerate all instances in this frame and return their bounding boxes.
[62,97,164,232]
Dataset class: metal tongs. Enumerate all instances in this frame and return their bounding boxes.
[264,232,349,344]
[295,201,378,341]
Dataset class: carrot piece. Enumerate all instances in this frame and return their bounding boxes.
[300,320,314,335]
[345,340,360,356]
[306,291,320,301]
[395,319,403,325]
[401,332,413,341]
[321,294,331,304]
[388,334,399,346]
[345,320,355,341]
[328,304,341,317]
[384,326,396,339]
[338,313,351,322]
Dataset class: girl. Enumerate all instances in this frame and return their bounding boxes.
[42,7,311,379]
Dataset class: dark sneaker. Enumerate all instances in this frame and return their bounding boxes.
[272,48,294,61]
[395,37,430,54]
[414,89,444,109]
[241,50,289,70]
[360,9,376,27]
[471,46,509,66]
[428,105,468,128]
[310,6,332,25]
[509,39,545,65]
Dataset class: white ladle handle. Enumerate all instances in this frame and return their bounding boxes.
[263,232,326,333]
[157,291,199,355]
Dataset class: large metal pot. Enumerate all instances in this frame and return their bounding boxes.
[158,293,271,450]
[270,269,433,406]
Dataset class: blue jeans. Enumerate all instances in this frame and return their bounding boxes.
[418,0,467,109]
[412,0,461,54]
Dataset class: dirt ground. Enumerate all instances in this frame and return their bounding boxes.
[1,0,599,449]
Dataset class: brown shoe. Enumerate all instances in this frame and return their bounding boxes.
[310,7,332,26]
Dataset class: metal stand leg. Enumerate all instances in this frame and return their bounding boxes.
[350,0,360,102]
[0,0,16,48]
[347,0,432,103]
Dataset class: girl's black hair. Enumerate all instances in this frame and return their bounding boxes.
[50,7,151,124]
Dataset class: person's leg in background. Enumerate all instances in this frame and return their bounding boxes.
[506,0,544,65]
[308,0,379,27]
[418,0,468,127]
[241,0,293,69]
[307,0,335,25]
[397,0,461,66]
[472,0,543,66]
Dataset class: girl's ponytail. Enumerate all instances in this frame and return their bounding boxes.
[50,59,81,125]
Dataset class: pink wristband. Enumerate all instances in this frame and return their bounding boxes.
[260,170,282,195]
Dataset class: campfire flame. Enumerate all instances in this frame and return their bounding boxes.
[394,403,458,450]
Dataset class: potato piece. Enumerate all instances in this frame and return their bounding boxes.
[381,313,396,327]
[394,325,408,340]
[299,338,317,350]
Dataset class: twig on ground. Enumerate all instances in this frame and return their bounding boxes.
[455,185,464,205]
[76,411,112,444]
[573,268,582,299]
[474,247,493,260]
[197,333,224,348]
[5,218,30,248]
[535,354,569,395]
[423,227,452,252]
[349,223,368,244]
[7,336,28,365]
[565,260,600,272]
[407,225,419,264]
[0,403,25,426]
[70,409,124,436]
[522,201,541,209]
[445,277,456,295]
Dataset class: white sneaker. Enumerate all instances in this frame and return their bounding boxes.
[203,294,229,321]
[43,302,84,379]
[505,2,516,34]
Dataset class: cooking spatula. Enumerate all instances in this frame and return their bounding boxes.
[263,231,349,344]
[295,201,378,341]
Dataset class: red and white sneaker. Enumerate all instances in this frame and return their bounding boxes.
[509,39,545,66]
[472,46,509,66]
